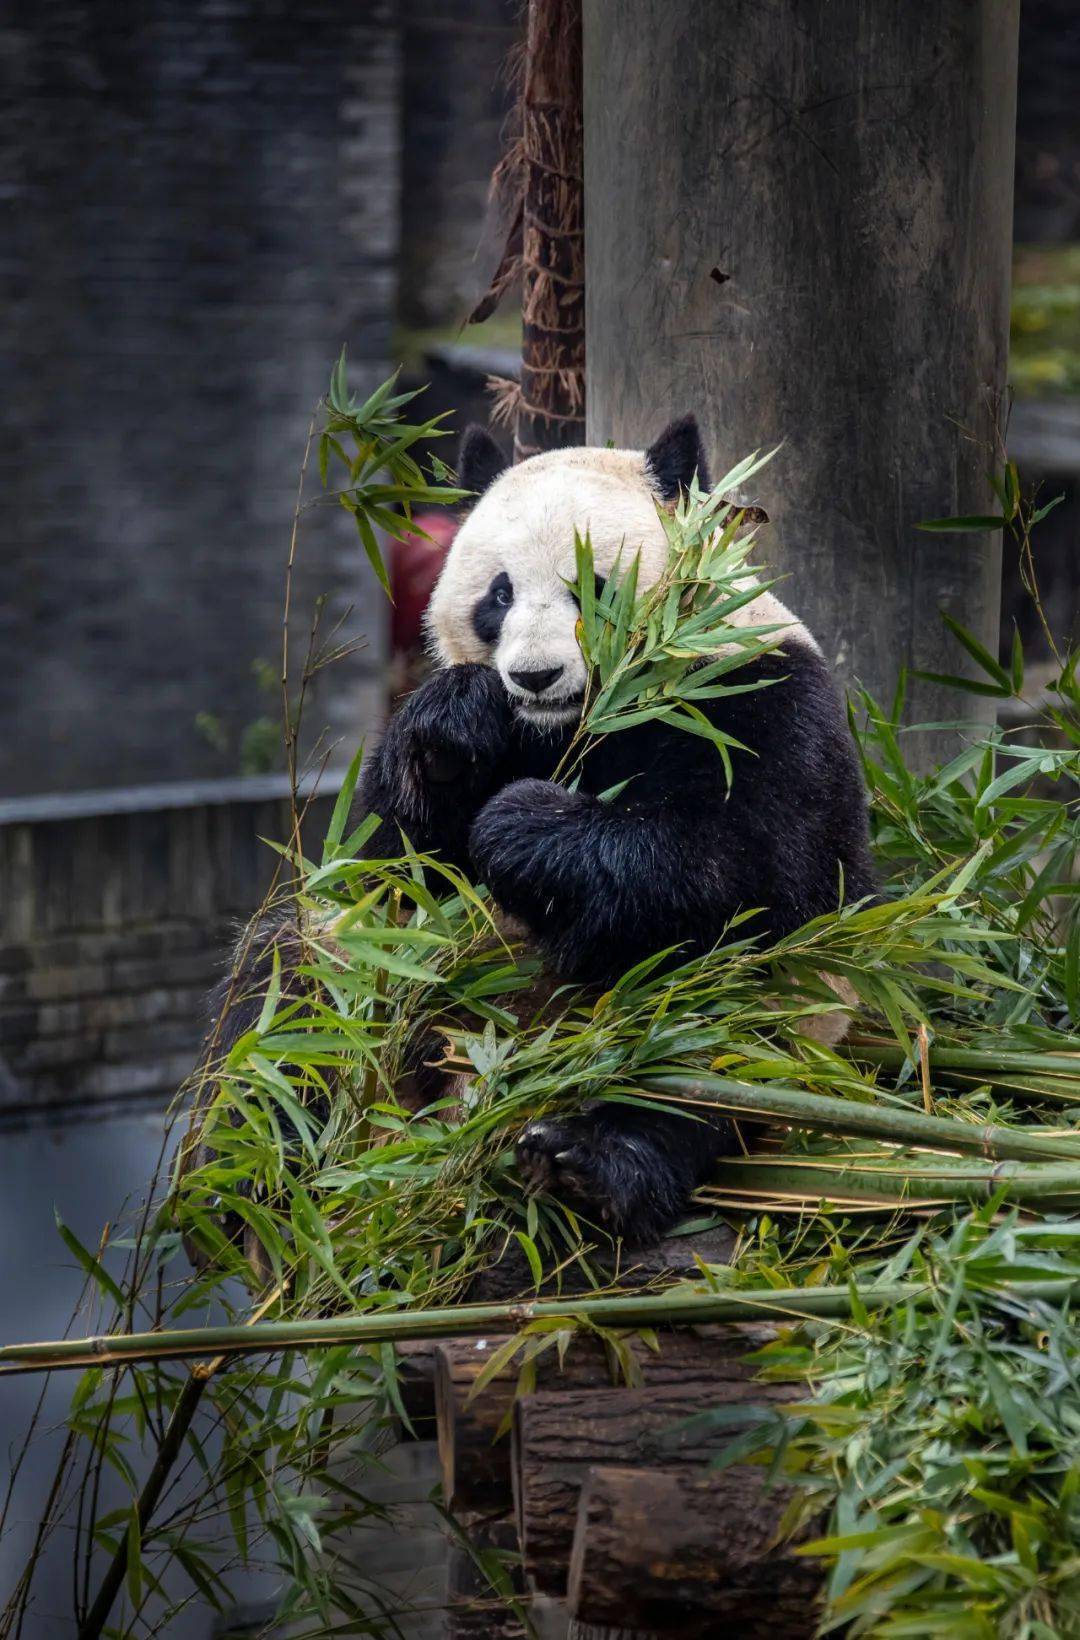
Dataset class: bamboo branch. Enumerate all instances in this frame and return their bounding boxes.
[75,1284,286,1640]
[77,1374,206,1640]
[849,1040,1080,1082]
[3,1277,1080,1378]
[702,1156,1080,1209]
[638,1072,1080,1164]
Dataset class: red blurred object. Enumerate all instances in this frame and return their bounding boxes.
[390,512,458,656]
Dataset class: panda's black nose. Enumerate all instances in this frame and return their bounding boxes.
[509,665,564,696]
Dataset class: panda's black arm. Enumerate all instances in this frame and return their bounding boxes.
[469,644,873,984]
[357,663,522,871]
[467,776,758,984]
[470,778,755,1241]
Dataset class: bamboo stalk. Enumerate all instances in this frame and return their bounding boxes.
[3,1277,1080,1377]
[77,1280,287,1640]
[849,1040,1080,1080]
[639,1072,1080,1163]
[702,1156,1080,1209]
[77,1374,206,1640]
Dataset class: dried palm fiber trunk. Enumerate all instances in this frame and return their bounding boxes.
[471,0,585,459]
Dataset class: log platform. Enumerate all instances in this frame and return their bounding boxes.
[395,1229,822,1636]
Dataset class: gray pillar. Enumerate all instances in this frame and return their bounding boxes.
[584,1,1018,744]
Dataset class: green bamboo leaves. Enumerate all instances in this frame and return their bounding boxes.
[321,349,467,597]
[566,451,781,780]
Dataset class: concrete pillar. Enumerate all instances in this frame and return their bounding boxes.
[584,1,1019,741]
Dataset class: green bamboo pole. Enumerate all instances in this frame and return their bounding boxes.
[704,1157,1080,1207]
[639,1072,1080,1163]
[849,1041,1080,1080]
[3,1277,1080,1377]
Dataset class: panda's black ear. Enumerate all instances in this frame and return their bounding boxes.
[458,425,509,501]
[645,414,711,500]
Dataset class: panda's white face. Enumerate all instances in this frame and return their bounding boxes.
[426,446,672,730]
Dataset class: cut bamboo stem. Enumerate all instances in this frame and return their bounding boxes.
[701,1156,1080,1208]
[4,1277,1080,1377]
[639,1072,1080,1164]
[849,1040,1080,1080]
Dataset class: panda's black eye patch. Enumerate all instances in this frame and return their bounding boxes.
[472,572,513,644]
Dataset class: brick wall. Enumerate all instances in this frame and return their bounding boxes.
[0,0,398,799]
[0,777,342,1118]
[0,1,521,1122]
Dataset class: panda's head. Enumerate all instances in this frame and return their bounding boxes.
[426,417,711,730]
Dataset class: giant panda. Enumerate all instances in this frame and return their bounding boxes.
[355,415,876,1243]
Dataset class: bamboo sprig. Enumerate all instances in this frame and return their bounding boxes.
[637,1071,1080,1164]
[4,1276,1080,1378]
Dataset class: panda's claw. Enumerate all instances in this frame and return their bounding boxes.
[514,1110,691,1245]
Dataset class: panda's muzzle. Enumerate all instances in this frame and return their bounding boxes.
[509,665,564,696]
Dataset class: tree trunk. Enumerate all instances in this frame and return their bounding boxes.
[583,0,1019,759]
[516,0,585,460]
[568,1466,821,1636]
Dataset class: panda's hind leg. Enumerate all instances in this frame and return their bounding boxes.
[517,1102,735,1247]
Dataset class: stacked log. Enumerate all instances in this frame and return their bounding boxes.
[568,1467,821,1636]
[436,1325,762,1519]
[431,1322,819,1634]
[394,1337,439,1435]
[508,1328,797,1597]
[423,1224,820,1636]
[444,1516,527,1640]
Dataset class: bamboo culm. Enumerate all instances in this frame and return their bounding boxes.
[704,1158,1080,1207]
[638,1072,1080,1164]
[4,1277,1080,1377]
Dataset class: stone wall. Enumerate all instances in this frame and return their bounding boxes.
[0,777,341,1119]
[0,0,398,800]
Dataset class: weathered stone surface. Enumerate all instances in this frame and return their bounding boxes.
[0,783,338,1117]
[1,0,397,800]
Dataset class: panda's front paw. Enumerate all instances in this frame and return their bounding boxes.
[398,663,512,788]
[516,1111,690,1246]
[470,779,592,913]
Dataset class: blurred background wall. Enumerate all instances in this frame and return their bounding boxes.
[0,6,518,1630]
[0,0,518,1122]
[0,4,1077,1634]
[0,0,1077,1120]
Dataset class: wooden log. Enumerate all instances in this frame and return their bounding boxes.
[444,1515,527,1639]
[394,1337,439,1435]
[437,1322,766,1515]
[511,1329,794,1595]
[568,1466,821,1636]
